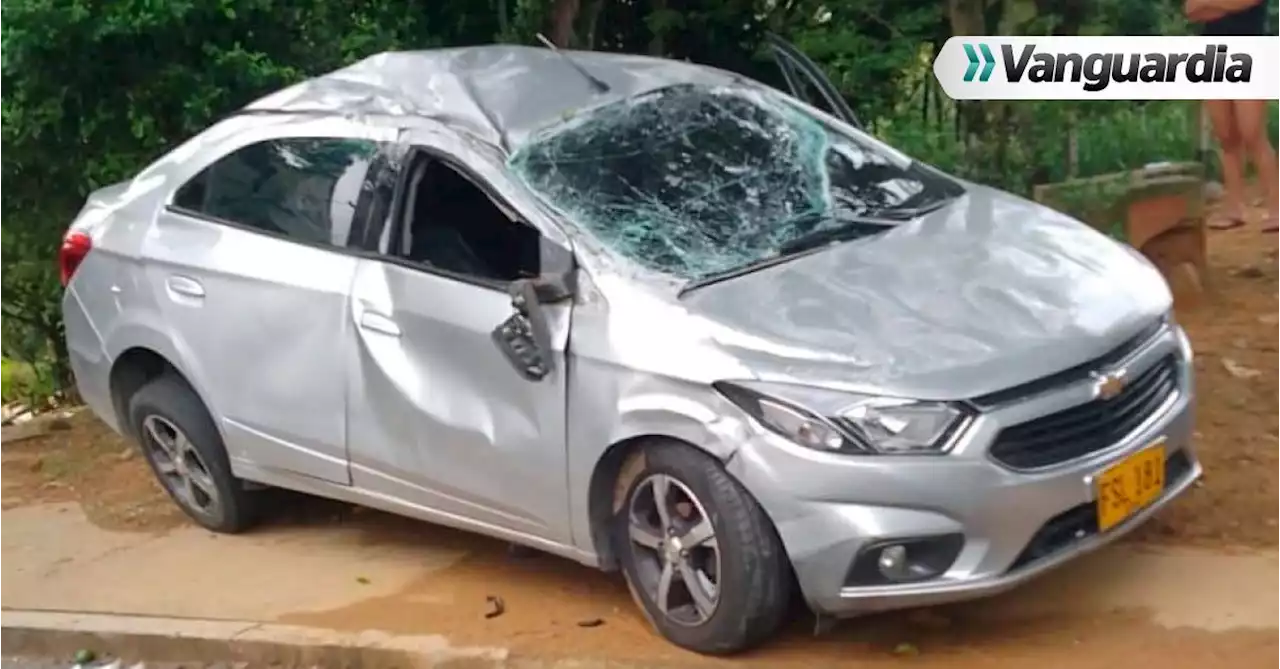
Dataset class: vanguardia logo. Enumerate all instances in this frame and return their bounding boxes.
[963,44,997,82]
[961,42,1253,91]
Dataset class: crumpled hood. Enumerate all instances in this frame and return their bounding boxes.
[679,185,1171,400]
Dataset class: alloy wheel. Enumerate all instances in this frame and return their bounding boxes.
[627,473,722,626]
[141,414,222,519]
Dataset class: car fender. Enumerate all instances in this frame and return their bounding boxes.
[606,391,749,462]
[103,316,221,433]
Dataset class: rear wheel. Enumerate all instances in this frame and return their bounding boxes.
[612,440,791,654]
[128,375,259,533]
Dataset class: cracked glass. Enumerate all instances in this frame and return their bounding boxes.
[508,84,963,282]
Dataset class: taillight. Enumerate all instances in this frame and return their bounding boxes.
[59,231,93,287]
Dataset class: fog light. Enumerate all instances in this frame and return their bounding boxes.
[877,544,908,579]
[845,533,965,586]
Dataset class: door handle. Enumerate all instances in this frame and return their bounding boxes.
[358,310,402,337]
[166,275,205,299]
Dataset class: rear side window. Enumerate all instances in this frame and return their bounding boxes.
[173,138,384,248]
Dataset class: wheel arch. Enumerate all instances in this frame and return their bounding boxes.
[585,431,793,575]
[108,346,199,439]
[103,319,218,439]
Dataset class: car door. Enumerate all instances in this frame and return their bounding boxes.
[344,125,577,544]
[765,33,863,129]
[149,115,398,484]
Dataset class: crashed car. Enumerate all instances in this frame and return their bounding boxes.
[60,39,1200,654]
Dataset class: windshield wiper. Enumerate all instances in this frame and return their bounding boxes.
[678,215,889,297]
[678,247,824,297]
[776,218,891,255]
[865,197,957,222]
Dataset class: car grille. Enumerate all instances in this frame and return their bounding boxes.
[988,354,1180,469]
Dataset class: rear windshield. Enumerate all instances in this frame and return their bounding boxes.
[508,84,963,281]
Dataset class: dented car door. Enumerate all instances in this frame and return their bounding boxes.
[343,127,575,544]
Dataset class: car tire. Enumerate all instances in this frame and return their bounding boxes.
[611,439,792,654]
[127,374,259,533]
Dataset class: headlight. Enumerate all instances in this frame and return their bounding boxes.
[714,380,970,455]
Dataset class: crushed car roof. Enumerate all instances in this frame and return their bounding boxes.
[244,45,743,149]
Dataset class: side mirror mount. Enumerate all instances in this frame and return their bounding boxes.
[530,236,577,304]
[526,272,575,304]
[492,276,566,382]
[491,238,576,382]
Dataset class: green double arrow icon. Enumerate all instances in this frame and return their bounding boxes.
[963,43,996,82]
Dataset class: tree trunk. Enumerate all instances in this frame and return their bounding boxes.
[581,0,604,50]
[947,0,986,36]
[550,0,581,47]
[1065,110,1080,178]
[947,0,990,153]
[496,0,509,37]
[648,0,667,56]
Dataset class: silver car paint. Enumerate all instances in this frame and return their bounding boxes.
[62,45,1198,618]
[680,183,1172,399]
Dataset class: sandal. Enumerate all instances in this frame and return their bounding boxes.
[1208,211,1248,230]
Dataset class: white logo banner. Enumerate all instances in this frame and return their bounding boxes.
[933,36,1280,100]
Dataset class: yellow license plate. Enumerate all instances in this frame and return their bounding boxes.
[1095,443,1166,533]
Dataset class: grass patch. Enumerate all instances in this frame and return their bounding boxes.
[0,358,48,406]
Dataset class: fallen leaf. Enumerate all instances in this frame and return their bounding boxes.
[892,642,920,656]
[1221,357,1261,379]
[356,576,370,585]
[485,595,505,619]
[577,618,604,628]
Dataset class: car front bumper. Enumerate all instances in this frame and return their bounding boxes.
[727,323,1199,617]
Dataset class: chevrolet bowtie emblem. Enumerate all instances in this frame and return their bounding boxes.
[1091,369,1128,401]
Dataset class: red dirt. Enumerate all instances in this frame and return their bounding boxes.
[1,410,184,532]
[1132,218,1278,548]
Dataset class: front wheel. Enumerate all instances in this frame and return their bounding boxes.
[612,440,792,654]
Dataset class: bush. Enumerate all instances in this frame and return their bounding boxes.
[873,101,1203,196]
[1,356,57,409]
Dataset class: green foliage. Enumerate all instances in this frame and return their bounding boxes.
[1,356,59,408]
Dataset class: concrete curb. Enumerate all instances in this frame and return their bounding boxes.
[1,609,512,668]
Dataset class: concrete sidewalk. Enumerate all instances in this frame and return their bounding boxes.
[3,501,1277,667]
[0,501,536,667]
[2,501,466,621]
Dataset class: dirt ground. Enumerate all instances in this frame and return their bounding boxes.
[1,411,184,532]
[1131,220,1279,548]
[1,208,1277,667]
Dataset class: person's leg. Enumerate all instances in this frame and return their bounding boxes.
[1204,99,1248,229]
[1231,99,1280,232]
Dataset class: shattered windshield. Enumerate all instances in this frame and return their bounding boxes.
[507,84,963,282]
